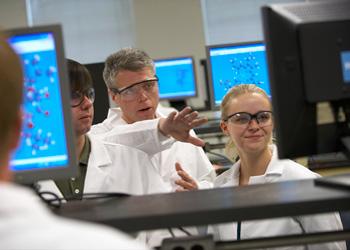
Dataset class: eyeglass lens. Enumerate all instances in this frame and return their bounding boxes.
[118,78,158,101]
[228,111,272,126]
[70,88,95,107]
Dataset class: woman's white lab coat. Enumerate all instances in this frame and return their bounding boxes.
[211,145,346,250]
[39,135,171,197]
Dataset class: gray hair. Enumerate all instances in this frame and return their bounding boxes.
[103,47,155,88]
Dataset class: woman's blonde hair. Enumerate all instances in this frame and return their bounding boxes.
[220,84,272,160]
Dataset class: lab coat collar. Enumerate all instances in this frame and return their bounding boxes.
[264,144,284,176]
[214,144,283,187]
[87,135,112,168]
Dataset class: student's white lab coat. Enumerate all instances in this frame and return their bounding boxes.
[90,106,216,191]
[211,145,346,250]
[39,135,171,197]
[0,182,148,250]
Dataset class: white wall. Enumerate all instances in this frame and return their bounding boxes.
[0,0,27,29]
[201,0,305,45]
[133,0,207,108]
[28,0,135,64]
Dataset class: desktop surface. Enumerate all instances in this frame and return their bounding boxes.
[56,178,350,232]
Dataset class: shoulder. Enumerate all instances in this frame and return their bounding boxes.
[90,108,123,135]
[278,158,320,180]
[268,145,319,180]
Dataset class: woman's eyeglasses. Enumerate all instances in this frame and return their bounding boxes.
[224,111,273,127]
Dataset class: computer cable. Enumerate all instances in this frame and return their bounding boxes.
[178,226,192,236]
[292,217,309,250]
[168,228,175,238]
[35,189,130,209]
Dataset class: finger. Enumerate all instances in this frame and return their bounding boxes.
[166,111,177,122]
[186,136,205,147]
[175,162,183,172]
[189,117,208,128]
[175,179,196,190]
[184,111,199,122]
[177,170,196,184]
[176,106,192,120]
[175,187,186,192]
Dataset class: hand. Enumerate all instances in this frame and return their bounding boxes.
[174,162,198,191]
[158,106,207,147]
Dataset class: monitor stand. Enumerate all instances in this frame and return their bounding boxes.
[169,100,187,111]
[314,136,350,190]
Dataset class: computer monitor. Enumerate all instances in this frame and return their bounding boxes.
[154,56,197,110]
[206,41,271,110]
[84,62,110,124]
[6,24,77,184]
[261,0,350,160]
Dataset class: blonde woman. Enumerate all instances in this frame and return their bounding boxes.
[175,84,345,249]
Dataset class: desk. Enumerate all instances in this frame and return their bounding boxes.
[55,177,350,232]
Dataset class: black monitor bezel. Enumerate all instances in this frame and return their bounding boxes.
[261,1,350,159]
[6,24,77,184]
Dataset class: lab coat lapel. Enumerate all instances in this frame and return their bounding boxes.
[83,137,112,193]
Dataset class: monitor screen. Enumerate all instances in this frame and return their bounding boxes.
[262,1,350,159]
[206,41,271,109]
[154,56,197,100]
[6,25,77,184]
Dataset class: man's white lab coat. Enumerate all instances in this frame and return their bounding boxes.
[91,106,216,191]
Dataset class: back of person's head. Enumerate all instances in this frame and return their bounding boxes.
[103,47,154,88]
[0,33,23,179]
[67,58,93,93]
[220,84,272,160]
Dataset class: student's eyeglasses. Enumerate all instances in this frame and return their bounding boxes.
[109,76,158,101]
[224,111,273,127]
[70,88,95,107]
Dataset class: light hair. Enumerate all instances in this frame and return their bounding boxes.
[103,47,155,88]
[220,84,272,160]
[0,33,23,156]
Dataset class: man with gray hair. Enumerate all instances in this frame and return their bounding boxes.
[90,48,216,247]
[91,47,215,192]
